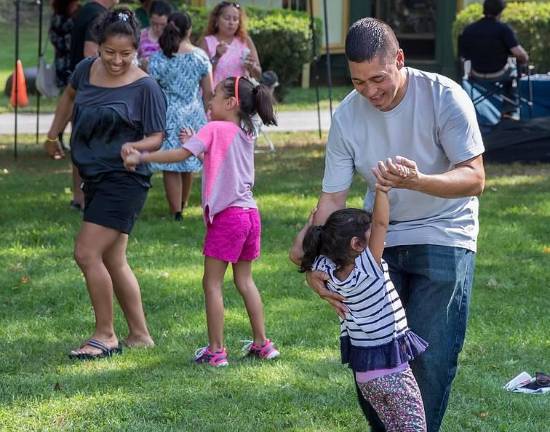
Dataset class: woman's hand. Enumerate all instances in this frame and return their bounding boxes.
[215,41,229,59]
[123,149,141,171]
[306,271,347,319]
[120,142,135,158]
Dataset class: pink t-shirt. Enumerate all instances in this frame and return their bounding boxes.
[183,121,256,222]
[204,35,249,85]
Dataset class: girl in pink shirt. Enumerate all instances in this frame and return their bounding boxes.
[124,76,278,367]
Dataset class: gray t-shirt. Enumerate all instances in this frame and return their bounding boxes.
[322,67,484,252]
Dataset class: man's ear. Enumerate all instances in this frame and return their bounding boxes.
[396,49,405,70]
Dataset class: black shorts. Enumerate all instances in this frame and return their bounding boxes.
[82,173,149,234]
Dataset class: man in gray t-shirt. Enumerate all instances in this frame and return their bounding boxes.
[307,18,485,432]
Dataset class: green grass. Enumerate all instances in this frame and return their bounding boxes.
[0,21,350,114]
[1,134,549,431]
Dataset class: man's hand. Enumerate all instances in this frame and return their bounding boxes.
[306,271,347,319]
[372,156,421,190]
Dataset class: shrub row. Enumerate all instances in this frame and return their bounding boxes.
[453,2,550,73]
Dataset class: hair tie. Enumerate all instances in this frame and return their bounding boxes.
[234,76,241,106]
[118,12,129,22]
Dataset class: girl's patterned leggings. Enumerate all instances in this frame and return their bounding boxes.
[357,367,426,431]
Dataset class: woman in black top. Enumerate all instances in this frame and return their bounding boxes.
[47,8,167,359]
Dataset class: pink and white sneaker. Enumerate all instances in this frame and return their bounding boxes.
[194,346,228,367]
[242,339,280,360]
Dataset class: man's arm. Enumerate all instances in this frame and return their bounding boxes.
[510,45,529,65]
[313,190,349,225]
[83,41,98,58]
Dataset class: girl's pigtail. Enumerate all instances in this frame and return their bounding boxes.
[253,84,277,127]
[299,225,324,273]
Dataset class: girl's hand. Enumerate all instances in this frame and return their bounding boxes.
[178,127,194,145]
[123,149,141,171]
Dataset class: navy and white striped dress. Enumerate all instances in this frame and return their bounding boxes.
[313,248,428,372]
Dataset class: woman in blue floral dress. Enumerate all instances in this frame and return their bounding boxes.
[149,11,213,220]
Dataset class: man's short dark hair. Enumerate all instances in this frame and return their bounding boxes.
[483,0,506,17]
[150,0,172,17]
[345,17,399,63]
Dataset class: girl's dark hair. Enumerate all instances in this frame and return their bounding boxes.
[149,0,172,17]
[93,8,140,49]
[221,76,277,135]
[159,12,192,58]
[299,208,372,273]
[204,1,248,41]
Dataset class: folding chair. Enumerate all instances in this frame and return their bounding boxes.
[462,57,533,121]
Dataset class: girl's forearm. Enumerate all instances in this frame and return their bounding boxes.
[372,189,389,230]
[142,147,192,164]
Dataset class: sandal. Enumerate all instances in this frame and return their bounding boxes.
[44,139,65,160]
[68,338,122,360]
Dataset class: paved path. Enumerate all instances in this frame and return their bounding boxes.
[0,109,334,135]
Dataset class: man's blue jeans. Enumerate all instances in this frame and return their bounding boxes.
[355,244,476,432]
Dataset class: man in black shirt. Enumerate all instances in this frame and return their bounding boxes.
[459,0,528,119]
[69,0,116,70]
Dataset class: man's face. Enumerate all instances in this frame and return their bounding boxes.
[348,49,406,112]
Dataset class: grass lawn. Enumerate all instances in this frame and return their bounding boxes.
[0,21,351,114]
[1,134,549,431]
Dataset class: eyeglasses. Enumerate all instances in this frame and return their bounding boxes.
[220,1,240,9]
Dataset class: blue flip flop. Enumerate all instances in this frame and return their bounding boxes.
[68,338,122,360]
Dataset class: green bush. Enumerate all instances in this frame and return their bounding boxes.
[180,5,322,99]
[453,2,550,73]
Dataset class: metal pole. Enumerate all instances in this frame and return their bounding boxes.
[322,0,333,117]
[36,0,43,146]
[14,0,20,160]
[309,0,321,138]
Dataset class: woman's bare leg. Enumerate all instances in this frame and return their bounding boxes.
[71,222,121,355]
[103,233,154,347]
[163,171,182,215]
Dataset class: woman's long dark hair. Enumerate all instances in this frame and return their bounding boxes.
[221,76,277,135]
[159,12,192,58]
[93,8,140,49]
[300,208,372,273]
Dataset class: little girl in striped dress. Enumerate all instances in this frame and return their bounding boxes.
[290,185,428,431]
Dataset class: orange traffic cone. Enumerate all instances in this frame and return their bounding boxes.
[10,60,29,108]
